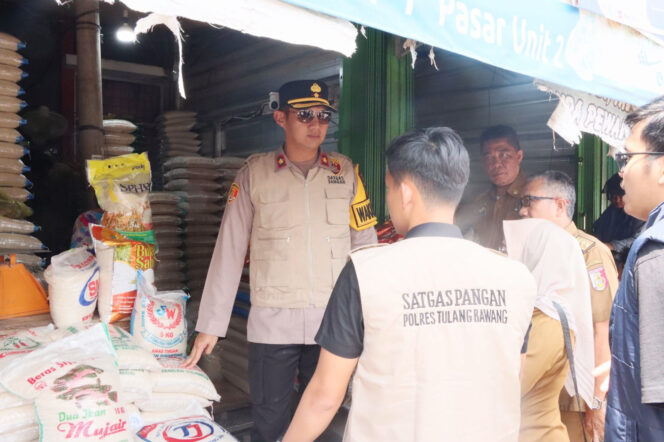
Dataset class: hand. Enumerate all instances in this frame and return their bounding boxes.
[592,360,611,393]
[181,332,219,369]
[585,406,606,442]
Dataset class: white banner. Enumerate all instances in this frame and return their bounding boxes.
[535,80,636,148]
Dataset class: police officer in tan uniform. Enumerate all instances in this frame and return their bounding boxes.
[283,127,537,442]
[519,170,619,441]
[456,125,527,250]
[183,80,377,441]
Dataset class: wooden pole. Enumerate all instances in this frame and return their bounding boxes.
[75,0,103,163]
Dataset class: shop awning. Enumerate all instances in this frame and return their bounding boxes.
[282,0,664,106]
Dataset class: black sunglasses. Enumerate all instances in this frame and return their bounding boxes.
[613,151,664,171]
[517,195,557,209]
[289,108,332,124]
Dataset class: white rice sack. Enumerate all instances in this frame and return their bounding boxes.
[0,326,57,371]
[135,393,212,413]
[164,167,225,181]
[0,112,23,129]
[150,203,182,216]
[152,215,182,227]
[161,121,195,133]
[131,273,189,359]
[0,142,26,159]
[0,65,23,83]
[0,187,31,201]
[103,119,137,133]
[0,216,37,233]
[162,149,199,158]
[159,110,196,121]
[163,156,219,171]
[0,324,132,442]
[0,158,26,174]
[155,248,184,260]
[0,32,24,52]
[108,325,161,371]
[104,132,135,146]
[119,369,152,403]
[2,424,39,442]
[104,145,134,157]
[162,131,198,141]
[165,179,224,192]
[0,390,30,408]
[0,234,45,251]
[161,142,200,153]
[0,404,37,434]
[0,127,22,143]
[214,156,246,169]
[0,172,28,187]
[136,414,237,442]
[0,80,22,97]
[148,192,180,205]
[44,248,99,327]
[151,357,220,401]
[138,401,210,425]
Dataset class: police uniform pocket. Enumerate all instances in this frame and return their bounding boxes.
[325,186,352,226]
[257,188,290,229]
[253,236,290,261]
[255,259,290,288]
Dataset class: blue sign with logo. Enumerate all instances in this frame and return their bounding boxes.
[284,0,664,105]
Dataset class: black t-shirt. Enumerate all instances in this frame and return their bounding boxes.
[316,222,532,358]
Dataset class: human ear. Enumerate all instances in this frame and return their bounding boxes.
[273,110,286,128]
[400,180,413,210]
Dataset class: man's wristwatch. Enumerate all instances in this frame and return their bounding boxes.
[591,396,606,410]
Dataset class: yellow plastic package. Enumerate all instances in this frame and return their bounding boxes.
[87,152,155,244]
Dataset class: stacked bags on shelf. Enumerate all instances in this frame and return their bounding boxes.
[157,110,199,159]
[0,32,33,205]
[149,191,186,290]
[102,119,136,158]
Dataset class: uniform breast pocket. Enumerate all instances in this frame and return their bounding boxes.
[257,188,290,229]
[325,186,352,226]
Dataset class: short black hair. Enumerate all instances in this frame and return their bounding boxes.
[625,96,664,153]
[479,125,521,151]
[602,173,624,198]
[526,170,576,219]
[386,127,470,206]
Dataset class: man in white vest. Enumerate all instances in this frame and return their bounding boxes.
[183,80,378,441]
[283,127,537,442]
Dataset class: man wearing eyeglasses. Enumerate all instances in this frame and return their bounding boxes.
[518,170,618,442]
[184,80,378,441]
[456,125,526,251]
[604,97,664,442]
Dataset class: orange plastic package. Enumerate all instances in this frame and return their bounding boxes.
[0,254,49,319]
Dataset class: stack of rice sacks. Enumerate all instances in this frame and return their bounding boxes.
[102,118,136,158]
[0,32,46,275]
[150,191,186,291]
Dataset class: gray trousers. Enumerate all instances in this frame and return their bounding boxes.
[249,343,321,442]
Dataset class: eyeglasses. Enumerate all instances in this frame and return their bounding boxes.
[613,151,664,171]
[518,195,557,209]
[289,108,332,124]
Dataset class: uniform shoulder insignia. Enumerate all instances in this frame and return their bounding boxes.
[575,234,596,254]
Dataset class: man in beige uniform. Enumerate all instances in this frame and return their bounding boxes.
[456,125,527,250]
[283,127,537,442]
[519,170,619,441]
[183,80,377,441]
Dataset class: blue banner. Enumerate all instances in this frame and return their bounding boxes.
[284,0,664,105]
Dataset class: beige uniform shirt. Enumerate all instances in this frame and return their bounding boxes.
[457,172,527,251]
[560,222,619,412]
[195,150,377,344]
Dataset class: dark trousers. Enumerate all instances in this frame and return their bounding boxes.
[249,343,321,442]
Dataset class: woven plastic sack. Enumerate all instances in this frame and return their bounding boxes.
[156,236,182,249]
[150,204,182,217]
[148,192,180,205]
[177,201,223,215]
[186,257,213,272]
[137,401,210,426]
[162,149,199,158]
[103,119,137,133]
[162,130,198,140]
[0,97,25,114]
[184,246,215,260]
[2,424,39,442]
[161,142,200,153]
[159,111,196,120]
[136,414,237,442]
[154,271,186,286]
[0,80,22,97]
[153,225,183,236]
[184,214,222,225]
[0,390,29,408]
[0,187,31,202]
[174,190,223,203]
[0,159,27,174]
[135,392,212,413]
[163,156,219,171]
[0,128,22,143]
[104,132,135,146]
[0,404,37,434]
[0,325,56,371]
[0,172,28,188]
[0,112,24,129]
[0,216,37,234]
[185,224,219,236]
[165,179,223,192]
[0,253,45,269]
[0,33,24,51]
[119,368,152,403]
[152,215,182,227]
[0,65,24,83]
[0,49,24,68]
[214,156,246,169]
[185,235,216,248]
[0,142,27,159]
[0,233,45,251]
[109,325,161,371]
[131,273,189,359]
[161,121,195,132]
[104,145,134,157]
[155,247,184,260]
[44,247,99,327]
[164,167,225,181]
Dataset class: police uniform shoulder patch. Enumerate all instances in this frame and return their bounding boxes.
[227,182,240,204]
[588,267,608,291]
[575,234,596,254]
[350,164,377,231]
[329,157,341,175]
